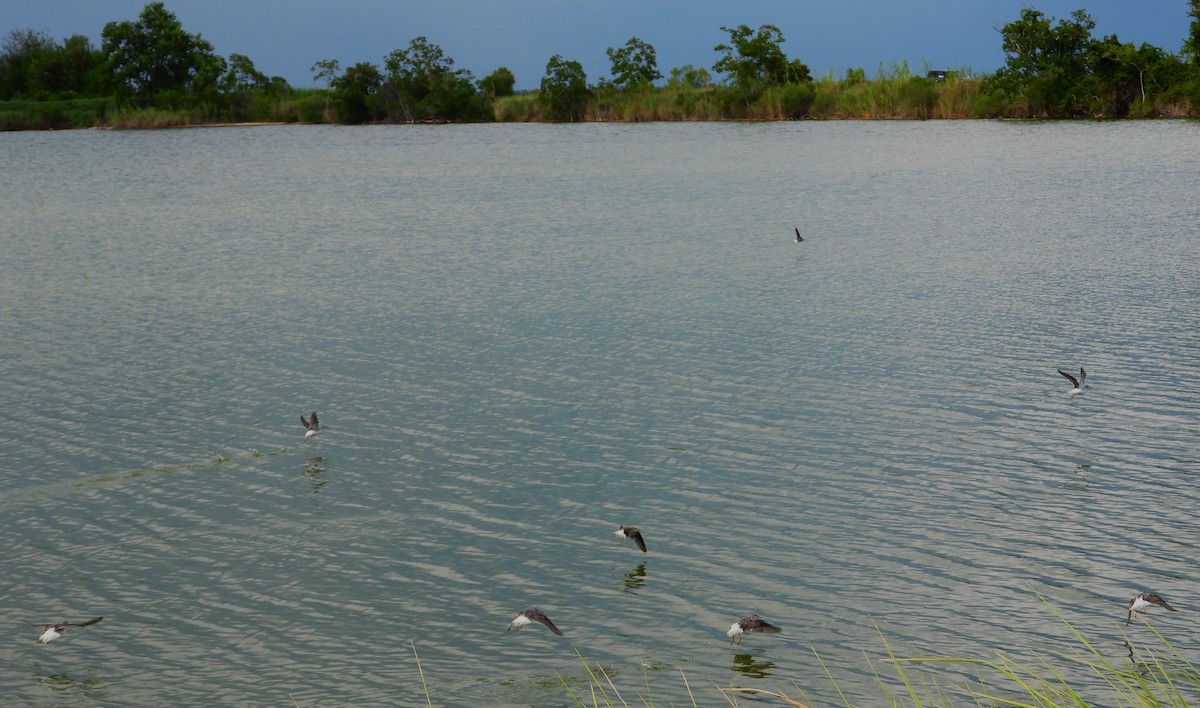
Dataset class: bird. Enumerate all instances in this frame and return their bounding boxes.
[507,608,563,635]
[1127,592,1177,625]
[794,227,804,243]
[300,411,321,442]
[611,525,647,553]
[727,614,781,644]
[1057,368,1087,398]
[31,617,103,643]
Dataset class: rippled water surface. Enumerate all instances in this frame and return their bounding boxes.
[1,120,1198,706]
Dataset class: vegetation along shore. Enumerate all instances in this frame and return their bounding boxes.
[3,0,1200,130]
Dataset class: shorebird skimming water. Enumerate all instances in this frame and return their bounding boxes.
[1127,592,1177,625]
[726,614,781,644]
[1057,368,1087,398]
[507,608,563,635]
[31,617,103,643]
[611,525,647,553]
[300,411,321,442]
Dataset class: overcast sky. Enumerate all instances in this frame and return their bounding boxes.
[5,1,1192,90]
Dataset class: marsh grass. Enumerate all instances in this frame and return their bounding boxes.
[74,448,288,489]
[491,70,981,124]
[1,89,328,131]
[888,596,1200,707]
[0,97,114,130]
[403,593,1197,707]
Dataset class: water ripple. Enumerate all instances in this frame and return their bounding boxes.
[1,122,1198,705]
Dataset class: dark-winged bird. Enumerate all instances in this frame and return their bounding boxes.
[794,227,804,243]
[300,411,321,442]
[507,608,563,635]
[1057,368,1087,398]
[1127,592,1177,625]
[611,525,647,553]
[32,617,103,644]
[727,614,781,644]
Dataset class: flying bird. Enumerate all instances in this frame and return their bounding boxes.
[31,617,103,644]
[794,227,804,243]
[1057,368,1087,398]
[507,608,563,635]
[727,614,781,644]
[1127,592,1177,625]
[611,525,647,553]
[300,411,321,442]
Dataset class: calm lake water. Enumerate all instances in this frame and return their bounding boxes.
[1,119,1198,706]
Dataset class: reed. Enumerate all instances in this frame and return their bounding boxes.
[489,72,982,124]
[492,93,545,121]
[403,594,1198,707]
[0,97,113,130]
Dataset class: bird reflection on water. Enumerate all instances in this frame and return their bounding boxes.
[303,455,327,497]
[621,563,647,593]
[731,652,776,679]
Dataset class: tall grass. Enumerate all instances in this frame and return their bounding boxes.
[492,72,982,124]
[402,595,1198,707]
[0,97,114,130]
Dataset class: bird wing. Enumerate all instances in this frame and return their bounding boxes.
[1058,370,1080,388]
[300,414,312,430]
[1148,594,1177,611]
[629,529,647,553]
[310,412,319,428]
[534,611,564,635]
[71,617,103,628]
[1078,368,1086,388]
[746,617,782,634]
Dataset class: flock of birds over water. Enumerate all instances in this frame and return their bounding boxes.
[28,230,1181,658]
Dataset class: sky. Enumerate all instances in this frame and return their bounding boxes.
[3,1,1192,90]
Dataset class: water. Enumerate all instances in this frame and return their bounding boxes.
[1,120,1198,706]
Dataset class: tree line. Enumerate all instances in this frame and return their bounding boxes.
[3,1,1200,128]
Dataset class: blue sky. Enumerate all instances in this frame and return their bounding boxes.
[4,1,1192,90]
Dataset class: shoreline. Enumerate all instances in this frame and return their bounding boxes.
[12,114,1195,133]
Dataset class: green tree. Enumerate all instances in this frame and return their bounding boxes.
[785,58,813,84]
[311,59,340,88]
[1187,0,1200,67]
[331,61,382,124]
[217,52,277,120]
[311,59,340,121]
[477,66,515,98]
[606,36,661,89]
[986,8,1095,116]
[667,64,711,89]
[220,53,267,93]
[0,29,55,99]
[539,54,590,121]
[51,35,108,97]
[713,24,795,87]
[1089,36,1186,116]
[0,31,108,100]
[382,36,486,121]
[101,1,225,104]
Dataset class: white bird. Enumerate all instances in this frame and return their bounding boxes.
[31,617,103,643]
[300,411,321,442]
[1127,592,1177,625]
[1057,368,1087,398]
[507,608,563,635]
[726,614,781,644]
[611,525,647,553]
